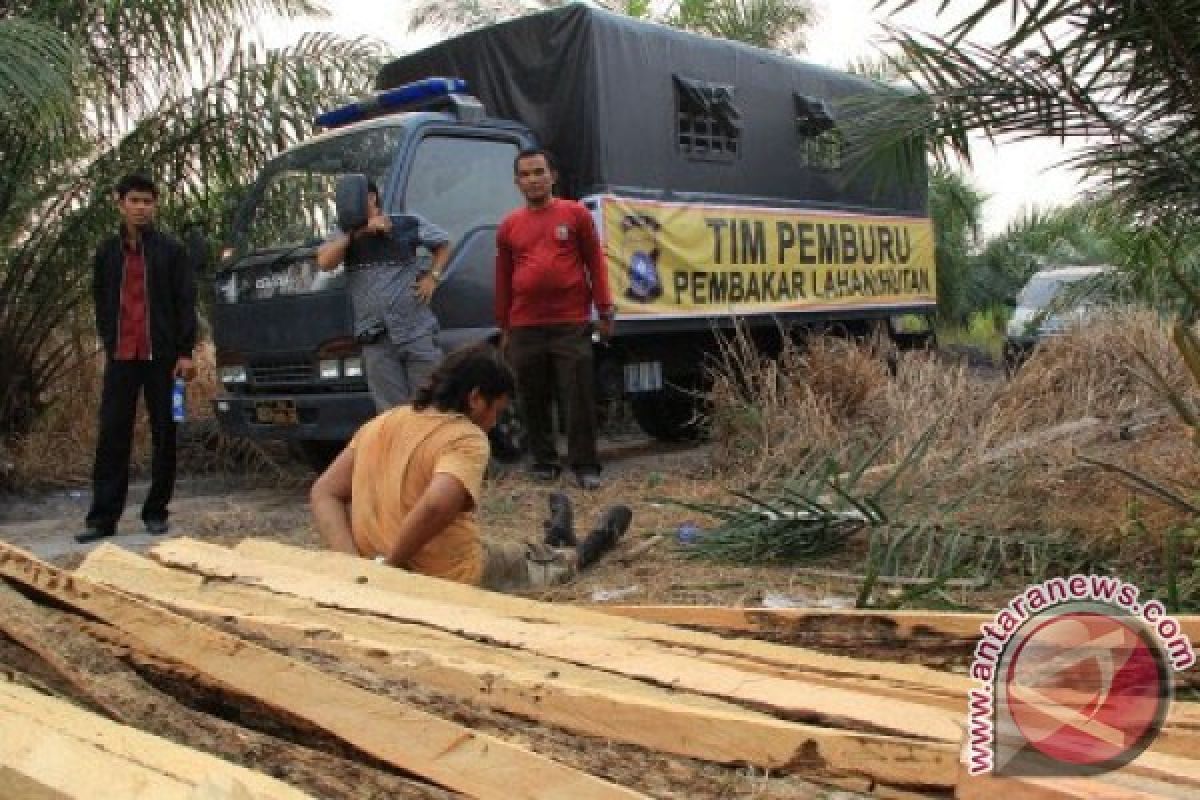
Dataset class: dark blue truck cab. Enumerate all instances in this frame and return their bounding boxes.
[211,7,935,467]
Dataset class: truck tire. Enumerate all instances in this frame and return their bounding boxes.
[630,387,704,442]
[296,439,345,472]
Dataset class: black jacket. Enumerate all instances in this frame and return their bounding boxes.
[92,226,198,361]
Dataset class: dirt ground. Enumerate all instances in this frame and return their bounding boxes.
[0,432,880,800]
[1,391,1197,798]
[2,409,1192,615]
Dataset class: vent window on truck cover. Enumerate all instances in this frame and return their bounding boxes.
[673,75,741,162]
[794,92,842,170]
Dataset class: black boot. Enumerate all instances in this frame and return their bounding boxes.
[542,491,576,547]
[576,505,633,569]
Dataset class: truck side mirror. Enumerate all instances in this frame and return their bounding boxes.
[336,173,370,232]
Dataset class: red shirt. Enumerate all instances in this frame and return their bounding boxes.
[115,237,151,360]
[495,199,613,329]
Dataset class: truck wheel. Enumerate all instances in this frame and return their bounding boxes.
[630,387,705,442]
[296,439,344,472]
[488,407,525,463]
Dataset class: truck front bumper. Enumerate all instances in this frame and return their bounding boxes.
[213,391,376,441]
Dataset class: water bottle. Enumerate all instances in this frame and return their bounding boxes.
[676,521,703,546]
[172,377,186,423]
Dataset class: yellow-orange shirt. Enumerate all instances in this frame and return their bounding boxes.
[348,407,489,584]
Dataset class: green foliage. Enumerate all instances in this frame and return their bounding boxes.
[668,424,951,565]
[927,166,984,322]
[410,0,813,53]
[868,1,1200,228]
[0,2,384,435]
[936,308,1008,361]
[669,0,813,52]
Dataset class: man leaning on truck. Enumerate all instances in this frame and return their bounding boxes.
[316,180,451,411]
[496,148,615,490]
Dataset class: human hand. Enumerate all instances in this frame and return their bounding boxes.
[364,214,391,236]
[174,357,196,381]
[414,273,438,304]
[596,318,614,340]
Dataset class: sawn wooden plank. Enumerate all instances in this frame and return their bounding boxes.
[0,680,313,800]
[0,541,645,800]
[77,545,961,791]
[152,538,966,744]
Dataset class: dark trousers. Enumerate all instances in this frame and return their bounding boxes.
[86,359,177,530]
[507,323,598,471]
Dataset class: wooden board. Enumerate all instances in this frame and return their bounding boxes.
[0,541,645,800]
[956,771,1186,800]
[77,545,960,790]
[596,605,1200,647]
[151,539,965,744]
[594,605,985,639]
[0,680,313,800]
[220,541,1200,764]
[232,539,971,697]
[0,579,452,800]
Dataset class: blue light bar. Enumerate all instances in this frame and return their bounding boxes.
[315,77,469,129]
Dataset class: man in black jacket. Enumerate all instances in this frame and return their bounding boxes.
[78,174,198,543]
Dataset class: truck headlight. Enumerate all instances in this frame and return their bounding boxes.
[219,365,247,384]
[343,356,364,378]
[216,274,240,304]
[319,359,341,379]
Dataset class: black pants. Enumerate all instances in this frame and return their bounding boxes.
[86,359,177,530]
[507,323,598,471]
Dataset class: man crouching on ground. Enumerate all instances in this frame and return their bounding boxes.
[310,342,631,592]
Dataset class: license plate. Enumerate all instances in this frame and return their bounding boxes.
[254,399,299,426]
[624,361,663,393]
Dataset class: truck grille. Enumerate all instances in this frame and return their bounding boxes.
[250,360,312,386]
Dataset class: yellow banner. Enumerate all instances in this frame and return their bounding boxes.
[600,196,936,316]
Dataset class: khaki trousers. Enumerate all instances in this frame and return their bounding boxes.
[480,540,577,592]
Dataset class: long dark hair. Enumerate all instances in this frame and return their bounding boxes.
[412,342,515,414]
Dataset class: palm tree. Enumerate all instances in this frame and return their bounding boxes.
[863,1,1200,232]
[0,2,383,435]
[409,0,814,54]
[927,166,985,322]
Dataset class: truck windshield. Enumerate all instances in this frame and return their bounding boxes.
[235,125,405,252]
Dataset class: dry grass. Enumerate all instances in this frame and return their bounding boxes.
[700,311,1200,591]
[985,310,1186,443]
[710,311,1189,482]
[3,341,296,490]
[6,349,117,488]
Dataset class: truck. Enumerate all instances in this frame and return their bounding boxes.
[210,4,936,468]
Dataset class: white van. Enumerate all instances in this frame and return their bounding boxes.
[1004,265,1117,370]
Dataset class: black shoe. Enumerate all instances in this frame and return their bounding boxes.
[75,526,116,544]
[576,505,633,569]
[528,463,562,482]
[574,468,602,491]
[542,491,576,547]
[144,519,169,536]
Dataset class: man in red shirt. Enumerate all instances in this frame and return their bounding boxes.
[496,149,614,490]
[78,174,197,543]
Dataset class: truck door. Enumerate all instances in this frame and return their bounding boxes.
[396,131,526,348]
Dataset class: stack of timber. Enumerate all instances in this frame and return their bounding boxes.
[593,605,1200,688]
[0,538,1195,798]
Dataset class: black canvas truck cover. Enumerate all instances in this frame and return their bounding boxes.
[378,4,923,212]
[379,4,935,320]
